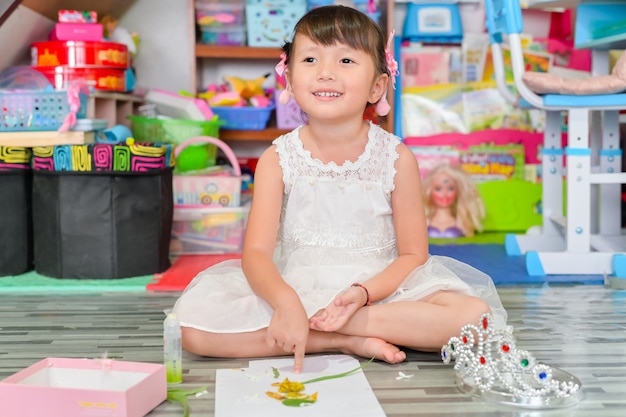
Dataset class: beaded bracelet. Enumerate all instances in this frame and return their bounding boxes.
[351,282,371,307]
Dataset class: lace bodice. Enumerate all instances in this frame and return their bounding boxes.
[272,123,402,265]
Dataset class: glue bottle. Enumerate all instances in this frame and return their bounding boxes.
[164,312,182,384]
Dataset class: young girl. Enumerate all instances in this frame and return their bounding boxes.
[172,5,506,373]
[422,163,485,238]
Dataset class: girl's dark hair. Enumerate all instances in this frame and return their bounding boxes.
[281,5,388,77]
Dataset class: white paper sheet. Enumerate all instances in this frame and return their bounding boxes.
[215,354,386,417]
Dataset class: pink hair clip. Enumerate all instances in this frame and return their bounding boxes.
[385,30,399,90]
[275,52,287,77]
[375,30,398,116]
[275,52,292,104]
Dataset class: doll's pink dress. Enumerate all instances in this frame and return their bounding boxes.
[172,123,507,332]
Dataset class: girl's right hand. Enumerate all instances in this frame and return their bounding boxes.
[265,295,309,373]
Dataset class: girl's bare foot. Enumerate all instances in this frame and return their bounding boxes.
[342,335,406,364]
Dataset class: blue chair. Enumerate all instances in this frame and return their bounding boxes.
[484,0,626,276]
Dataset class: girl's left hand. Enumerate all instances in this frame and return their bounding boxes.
[309,286,364,332]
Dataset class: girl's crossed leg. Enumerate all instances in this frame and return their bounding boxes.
[181,291,490,364]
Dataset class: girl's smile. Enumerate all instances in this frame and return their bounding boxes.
[313,91,342,98]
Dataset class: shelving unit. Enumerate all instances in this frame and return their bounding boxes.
[190,0,394,141]
[87,91,144,129]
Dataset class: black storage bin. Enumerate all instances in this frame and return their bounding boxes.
[0,147,33,276]
[31,141,174,279]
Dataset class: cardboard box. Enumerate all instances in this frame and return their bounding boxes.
[0,358,166,417]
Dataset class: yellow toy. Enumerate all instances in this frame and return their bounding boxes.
[223,73,270,100]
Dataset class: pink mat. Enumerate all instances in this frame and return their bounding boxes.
[147,254,241,291]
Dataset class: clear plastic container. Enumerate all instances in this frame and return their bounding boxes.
[200,24,246,46]
[195,0,245,28]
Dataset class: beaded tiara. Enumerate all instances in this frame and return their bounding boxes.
[441,313,583,408]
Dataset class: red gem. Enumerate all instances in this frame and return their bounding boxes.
[462,336,468,344]
[482,317,488,329]
[480,357,486,365]
[502,344,510,352]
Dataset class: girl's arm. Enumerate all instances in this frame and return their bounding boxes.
[241,145,309,372]
[241,145,286,302]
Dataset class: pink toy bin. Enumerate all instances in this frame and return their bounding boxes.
[0,357,166,417]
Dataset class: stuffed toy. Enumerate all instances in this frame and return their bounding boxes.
[223,73,270,100]
[522,50,626,95]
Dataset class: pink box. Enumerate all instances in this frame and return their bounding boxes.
[0,357,167,417]
[49,23,103,41]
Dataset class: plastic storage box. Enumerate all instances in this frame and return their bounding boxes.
[0,90,87,132]
[245,0,306,47]
[306,1,380,22]
[170,203,250,255]
[200,24,246,45]
[195,0,245,27]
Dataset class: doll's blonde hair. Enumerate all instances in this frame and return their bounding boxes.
[422,164,485,237]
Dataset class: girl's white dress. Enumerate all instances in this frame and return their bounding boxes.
[172,123,507,332]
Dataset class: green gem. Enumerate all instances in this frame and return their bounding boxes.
[450,343,455,351]
[521,359,529,367]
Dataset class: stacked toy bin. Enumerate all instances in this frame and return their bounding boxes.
[30,141,174,279]
[195,0,247,46]
[0,147,33,276]
[245,0,306,47]
[30,9,134,92]
[170,137,251,256]
[0,73,90,276]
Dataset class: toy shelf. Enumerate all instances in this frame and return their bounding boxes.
[87,91,144,129]
[195,45,282,59]
[0,130,95,147]
[190,0,395,139]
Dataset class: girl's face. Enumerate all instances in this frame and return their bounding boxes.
[287,34,387,122]
[430,173,457,208]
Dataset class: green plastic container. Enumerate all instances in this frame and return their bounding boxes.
[128,115,221,169]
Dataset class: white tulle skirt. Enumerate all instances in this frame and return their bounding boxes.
[172,254,507,333]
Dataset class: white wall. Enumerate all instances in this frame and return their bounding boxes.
[119,0,193,93]
[0,5,53,70]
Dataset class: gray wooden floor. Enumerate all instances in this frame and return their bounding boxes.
[1,284,626,416]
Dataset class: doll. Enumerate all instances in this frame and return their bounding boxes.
[422,163,485,238]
